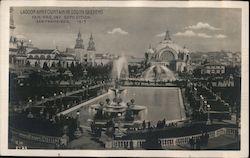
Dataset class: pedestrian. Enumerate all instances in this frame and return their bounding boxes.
[162,118,166,127]
[205,132,209,146]
[142,120,146,129]
[147,121,151,129]
[189,137,194,149]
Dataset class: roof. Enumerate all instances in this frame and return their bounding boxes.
[15,54,27,57]
[156,40,187,54]
[146,48,155,54]
[95,53,104,58]
[128,58,144,63]
[95,53,112,59]
[28,49,59,54]
[203,62,225,66]
[9,48,18,52]
[58,53,75,58]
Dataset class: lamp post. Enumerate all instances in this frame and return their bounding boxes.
[207,104,211,125]
[53,93,57,107]
[60,91,63,104]
[199,95,204,111]
[76,110,80,127]
[41,96,45,114]
[82,86,85,101]
[41,96,44,106]
[194,87,197,99]
[204,100,207,108]
[28,99,32,111]
[117,113,122,131]
[86,85,89,99]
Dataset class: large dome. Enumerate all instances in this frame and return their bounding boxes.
[155,40,185,55]
[146,46,155,54]
[144,30,191,72]
[155,30,189,61]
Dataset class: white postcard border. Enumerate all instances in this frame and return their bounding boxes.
[0,1,249,157]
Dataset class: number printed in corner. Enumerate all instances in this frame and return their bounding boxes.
[16,146,27,149]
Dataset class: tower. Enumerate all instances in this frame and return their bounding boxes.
[87,33,96,65]
[10,7,17,49]
[75,30,84,49]
[87,33,96,51]
[74,30,85,63]
[10,7,16,36]
[164,30,171,41]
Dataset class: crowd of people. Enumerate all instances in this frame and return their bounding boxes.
[121,79,178,87]
[10,112,81,140]
[127,119,179,133]
[10,78,112,141]
[189,132,209,150]
[185,81,231,121]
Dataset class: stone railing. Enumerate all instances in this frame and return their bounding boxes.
[105,139,145,149]
[105,127,237,149]
[10,128,62,145]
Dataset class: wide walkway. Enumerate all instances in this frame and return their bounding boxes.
[67,128,104,149]
[23,83,108,110]
[168,135,238,150]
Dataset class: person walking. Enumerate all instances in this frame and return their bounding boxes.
[189,137,194,149]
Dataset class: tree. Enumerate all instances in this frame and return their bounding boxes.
[70,62,75,71]
[35,61,40,68]
[25,61,30,67]
[51,62,56,68]
[57,61,62,68]
[43,62,50,71]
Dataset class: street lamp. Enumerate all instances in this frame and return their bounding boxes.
[28,99,32,111]
[76,110,80,118]
[199,95,204,110]
[41,96,44,105]
[82,86,85,101]
[76,110,80,127]
[54,93,57,107]
[41,96,45,113]
[117,113,122,130]
[86,85,89,98]
[60,91,63,105]
[194,87,197,98]
[207,104,211,125]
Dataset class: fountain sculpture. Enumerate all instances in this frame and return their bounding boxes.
[90,56,146,128]
[143,64,176,81]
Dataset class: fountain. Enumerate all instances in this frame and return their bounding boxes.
[89,56,146,128]
[143,64,176,81]
[112,55,129,80]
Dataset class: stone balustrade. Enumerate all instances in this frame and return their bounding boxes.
[10,128,62,145]
[105,127,237,149]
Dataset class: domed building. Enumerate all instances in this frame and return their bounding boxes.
[145,30,191,72]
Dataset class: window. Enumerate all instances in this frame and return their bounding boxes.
[40,55,45,59]
[160,51,175,62]
[47,55,51,59]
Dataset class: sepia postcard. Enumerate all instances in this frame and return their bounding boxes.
[0,0,249,157]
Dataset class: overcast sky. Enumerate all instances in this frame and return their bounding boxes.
[13,7,241,57]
